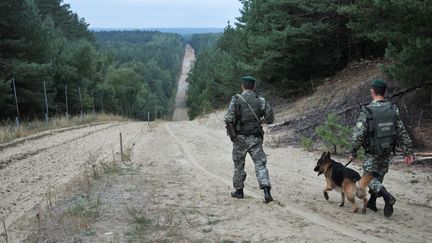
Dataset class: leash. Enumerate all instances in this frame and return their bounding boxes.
[345,158,354,167]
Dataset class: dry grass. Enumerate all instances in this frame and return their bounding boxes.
[0,113,129,145]
[24,147,181,242]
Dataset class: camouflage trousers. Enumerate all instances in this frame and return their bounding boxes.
[363,153,390,194]
[232,135,271,190]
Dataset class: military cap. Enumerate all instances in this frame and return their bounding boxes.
[240,75,256,84]
[372,79,387,88]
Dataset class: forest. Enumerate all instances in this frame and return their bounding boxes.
[0,0,185,122]
[186,0,432,119]
[93,31,184,119]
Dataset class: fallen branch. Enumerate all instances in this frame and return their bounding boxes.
[268,117,302,130]
[413,157,432,164]
[269,81,432,131]
[389,81,432,99]
[416,153,432,157]
[394,157,432,165]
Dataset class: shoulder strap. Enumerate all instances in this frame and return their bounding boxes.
[236,94,261,124]
[363,106,373,118]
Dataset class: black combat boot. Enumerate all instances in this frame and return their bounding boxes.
[379,186,396,217]
[263,187,273,203]
[231,188,244,199]
[367,192,378,212]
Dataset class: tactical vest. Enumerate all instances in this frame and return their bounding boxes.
[364,102,397,155]
[235,93,263,135]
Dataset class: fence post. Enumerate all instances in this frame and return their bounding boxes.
[78,87,83,119]
[147,111,150,131]
[43,81,49,122]
[120,132,124,161]
[91,90,95,115]
[65,84,69,119]
[11,78,20,128]
[100,93,104,113]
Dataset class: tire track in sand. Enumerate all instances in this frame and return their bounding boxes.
[165,122,388,243]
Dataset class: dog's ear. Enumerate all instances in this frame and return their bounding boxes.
[320,152,327,159]
[326,151,331,159]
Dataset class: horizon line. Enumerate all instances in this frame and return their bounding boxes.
[90,27,225,29]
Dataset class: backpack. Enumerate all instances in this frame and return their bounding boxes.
[235,93,263,137]
[364,102,397,156]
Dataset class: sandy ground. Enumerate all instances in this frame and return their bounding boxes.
[1,48,431,242]
[172,45,195,121]
[2,114,431,242]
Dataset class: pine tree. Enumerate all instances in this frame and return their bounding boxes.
[342,0,432,86]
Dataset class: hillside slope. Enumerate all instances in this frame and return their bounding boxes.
[270,59,432,152]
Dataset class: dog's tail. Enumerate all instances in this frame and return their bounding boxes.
[355,173,375,198]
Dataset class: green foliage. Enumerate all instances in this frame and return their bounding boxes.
[189,33,221,54]
[341,0,432,86]
[93,31,185,119]
[0,0,98,119]
[126,206,153,240]
[187,46,245,119]
[186,0,385,118]
[301,136,314,152]
[67,194,101,220]
[0,1,184,121]
[316,113,351,154]
[188,0,431,118]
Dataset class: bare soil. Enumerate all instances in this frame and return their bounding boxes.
[0,111,431,242]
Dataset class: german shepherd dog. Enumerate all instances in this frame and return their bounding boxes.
[314,152,374,214]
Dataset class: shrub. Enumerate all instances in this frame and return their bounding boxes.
[301,136,314,152]
[316,113,351,154]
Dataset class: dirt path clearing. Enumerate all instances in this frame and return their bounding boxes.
[172,45,195,121]
[1,114,431,242]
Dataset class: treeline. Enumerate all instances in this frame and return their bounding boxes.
[93,31,185,119]
[0,0,184,122]
[188,33,222,54]
[187,0,432,119]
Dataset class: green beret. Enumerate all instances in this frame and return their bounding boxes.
[240,75,256,84]
[372,79,387,88]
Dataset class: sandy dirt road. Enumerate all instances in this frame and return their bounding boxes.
[2,114,432,242]
[5,112,432,242]
[161,113,432,242]
[172,45,195,121]
[1,46,432,242]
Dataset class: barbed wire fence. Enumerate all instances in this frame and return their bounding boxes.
[2,76,166,128]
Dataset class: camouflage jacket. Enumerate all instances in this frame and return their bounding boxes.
[224,90,274,125]
[351,99,413,156]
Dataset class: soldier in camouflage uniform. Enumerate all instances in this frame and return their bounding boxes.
[350,79,414,217]
[225,75,275,203]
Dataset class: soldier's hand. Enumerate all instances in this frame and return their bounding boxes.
[348,155,355,161]
[404,156,415,165]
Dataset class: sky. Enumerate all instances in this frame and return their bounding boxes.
[64,0,243,29]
